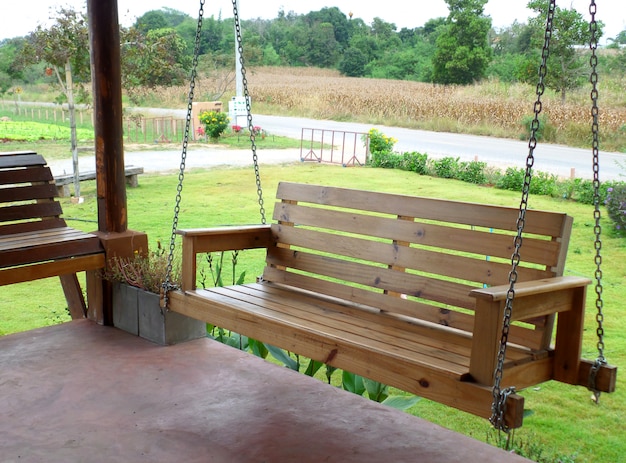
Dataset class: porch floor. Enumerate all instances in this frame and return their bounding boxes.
[0,320,530,462]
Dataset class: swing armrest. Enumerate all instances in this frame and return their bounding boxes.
[178,225,272,291]
[469,276,591,386]
[469,275,591,321]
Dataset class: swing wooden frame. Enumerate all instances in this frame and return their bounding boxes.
[168,182,616,429]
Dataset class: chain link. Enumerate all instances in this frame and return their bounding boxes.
[162,0,205,308]
[490,0,556,432]
[588,0,606,401]
[232,0,266,225]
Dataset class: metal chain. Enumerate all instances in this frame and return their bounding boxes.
[490,0,556,432]
[162,0,205,308]
[232,0,266,224]
[588,0,606,403]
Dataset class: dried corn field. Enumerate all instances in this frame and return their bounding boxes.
[155,66,626,147]
[242,67,626,131]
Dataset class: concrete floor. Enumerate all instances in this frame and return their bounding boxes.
[0,320,531,463]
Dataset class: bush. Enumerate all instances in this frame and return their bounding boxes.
[400,151,429,174]
[529,171,559,197]
[519,114,555,142]
[458,160,487,184]
[367,128,396,156]
[370,151,403,168]
[431,156,460,179]
[496,167,526,191]
[605,184,626,234]
[199,110,230,140]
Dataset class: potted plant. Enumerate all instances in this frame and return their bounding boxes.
[105,242,206,345]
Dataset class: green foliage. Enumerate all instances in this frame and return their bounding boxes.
[458,160,488,184]
[199,110,230,140]
[400,151,429,174]
[605,184,626,234]
[487,430,578,463]
[496,167,525,191]
[339,47,368,77]
[432,156,460,178]
[519,114,555,142]
[366,128,397,156]
[0,120,93,142]
[527,0,602,102]
[432,0,492,84]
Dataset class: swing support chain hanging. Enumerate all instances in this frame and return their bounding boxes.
[161,0,206,309]
[490,0,557,433]
[232,0,266,225]
[588,0,607,403]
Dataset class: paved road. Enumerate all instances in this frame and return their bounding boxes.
[45,106,625,180]
[131,107,624,180]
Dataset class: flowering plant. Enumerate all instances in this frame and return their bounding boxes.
[232,125,242,133]
[366,128,397,155]
[196,125,205,138]
[199,110,230,140]
[251,125,262,136]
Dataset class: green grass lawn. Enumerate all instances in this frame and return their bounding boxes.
[2,162,624,462]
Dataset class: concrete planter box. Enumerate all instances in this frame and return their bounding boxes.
[112,283,206,345]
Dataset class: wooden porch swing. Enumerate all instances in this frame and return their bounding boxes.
[164,0,616,430]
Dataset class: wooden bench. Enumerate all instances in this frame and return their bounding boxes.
[0,151,105,318]
[170,182,617,429]
[54,166,144,197]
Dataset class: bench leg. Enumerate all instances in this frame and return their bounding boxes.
[126,174,138,188]
[59,274,87,319]
[57,185,70,197]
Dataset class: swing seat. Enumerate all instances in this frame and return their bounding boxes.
[170,182,616,429]
[0,151,105,318]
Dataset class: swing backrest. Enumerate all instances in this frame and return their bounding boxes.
[263,182,573,351]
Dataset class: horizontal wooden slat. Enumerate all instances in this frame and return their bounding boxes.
[265,247,477,310]
[271,223,552,286]
[0,165,55,186]
[276,182,569,237]
[0,201,63,224]
[0,152,44,169]
[274,202,561,267]
[0,183,58,203]
[0,218,66,236]
[0,228,103,268]
[0,253,105,286]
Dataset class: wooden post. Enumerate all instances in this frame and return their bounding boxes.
[88,0,126,233]
[87,0,147,324]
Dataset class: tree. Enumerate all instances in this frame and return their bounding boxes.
[120,26,191,102]
[432,0,492,84]
[20,6,90,197]
[339,47,367,77]
[527,0,603,102]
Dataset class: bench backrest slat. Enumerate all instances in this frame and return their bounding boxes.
[0,152,66,235]
[264,182,573,351]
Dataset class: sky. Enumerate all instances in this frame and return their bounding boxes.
[1,0,624,42]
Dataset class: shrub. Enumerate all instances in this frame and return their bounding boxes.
[199,110,230,140]
[432,156,460,179]
[400,151,429,174]
[605,184,626,234]
[370,151,403,169]
[529,171,559,197]
[496,167,526,191]
[367,128,396,156]
[519,114,555,142]
[458,160,487,184]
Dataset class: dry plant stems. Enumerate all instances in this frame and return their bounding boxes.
[105,242,180,294]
